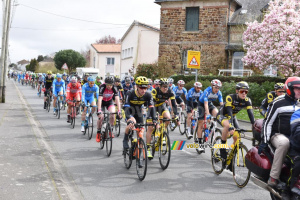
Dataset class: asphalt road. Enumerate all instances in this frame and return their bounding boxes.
[11,80,271,200]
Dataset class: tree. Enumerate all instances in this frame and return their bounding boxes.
[53,49,86,73]
[243,0,300,76]
[25,59,38,72]
[9,63,17,69]
[37,55,44,62]
[95,35,120,44]
[135,60,174,80]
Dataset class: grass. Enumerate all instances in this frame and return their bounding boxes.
[35,63,64,74]
[235,109,264,121]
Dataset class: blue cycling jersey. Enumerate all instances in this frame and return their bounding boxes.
[173,86,187,98]
[122,83,133,93]
[169,84,175,91]
[186,87,203,102]
[52,79,65,94]
[199,86,223,104]
[147,86,153,92]
[81,83,99,102]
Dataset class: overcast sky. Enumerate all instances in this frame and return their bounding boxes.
[1,0,160,63]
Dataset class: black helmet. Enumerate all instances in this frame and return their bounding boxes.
[236,81,249,90]
[114,76,120,82]
[274,82,284,90]
[105,76,114,84]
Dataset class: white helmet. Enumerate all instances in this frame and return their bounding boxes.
[177,80,185,85]
[211,79,222,87]
[194,82,202,88]
[70,76,77,83]
[154,79,160,84]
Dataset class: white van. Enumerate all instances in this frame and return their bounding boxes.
[76,67,99,79]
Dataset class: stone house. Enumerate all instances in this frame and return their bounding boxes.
[121,20,160,79]
[154,0,270,76]
[90,44,121,78]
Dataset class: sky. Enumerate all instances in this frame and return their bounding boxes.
[1,0,161,63]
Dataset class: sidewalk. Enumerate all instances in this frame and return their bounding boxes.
[0,80,58,199]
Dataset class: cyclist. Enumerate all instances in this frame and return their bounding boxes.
[25,72,29,85]
[66,76,82,123]
[131,76,137,90]
[122,76,157,158]
[153,79,160,89]
[197,79,223,152]
[52,74,66,114]
[217,81,255,167]
[151,78,178,129]
[147,79,153,92]
[81,74,89,86]
[37,73,44,95]
[114,76,125,103]
[186,82,203,139]
[62,73,69,88]
[258,77,300,188]
[122,76,133,99]
[96,76,122,142]
[168,78,175,90]
[81,76,99,132]
[95,76,102,87]
[43,71,54,109]
[173,80,187,110]
[259,82,285,117]
[17,72,21,84]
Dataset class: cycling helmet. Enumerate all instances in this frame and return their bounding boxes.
[135,76,148,87]
[148,79,153,84]
[62,73,67,77]
[105,76,114,84]
[168,78,174,84]
[114,76,120,82]
[56,74,62,78]
[154,79,160,85]
[194,82,202,88]
[130,76,134,81]
[96,76,101,79]
[47,70,52,75]
[285,77,300,99]
[87,76,95,82]
[125,77,131,83]
[84,73,89,77]
[70,76,77,83]
[274,82,284,90]
[211,79,222,87]
[159,78,168,85]
[236,81,249,90]
[177,80,185,85]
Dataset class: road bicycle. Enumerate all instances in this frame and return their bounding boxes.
[54,94,64,119]
[45,89,52,112]
[69,100,79,129]
[83,103,97,140]
[211,128,252,188]
[123,123,150,181]
[99,111,117,157]
[150,117,171,170]
[178,108,187,135]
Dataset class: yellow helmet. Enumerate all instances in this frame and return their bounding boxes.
[135,76,148,87]
[159,78,168,85]
[47,70,52,75]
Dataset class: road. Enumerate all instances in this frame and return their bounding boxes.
[1,79,271,200]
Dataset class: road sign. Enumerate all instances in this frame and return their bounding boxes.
[187,51,200,69]
[62,63,68,70]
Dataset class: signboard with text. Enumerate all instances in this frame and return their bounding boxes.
[187,51,201,69]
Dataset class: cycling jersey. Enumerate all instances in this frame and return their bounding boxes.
[122,83,133,94]
[259,91,277,117]
[199,86,223,104]
[95,80,102,87]
[81,79,88,86]
[218,94,255,127]
[44,76,54,89]
[147,87,153,92]
[186,87,203,102]
[151,87,177,115]
[169,84,175,90]
[82,83,99,104]
[66,82,82,100]
[114,83,124,100]
[25,74,29,80]
[173,86,187,98]
[52,79,66,96]
[99,84,118,102]
[124,90,156,123]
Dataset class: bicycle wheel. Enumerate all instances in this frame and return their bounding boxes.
[179,112,186,135]
[47,98,50,112]
[124,137,133,169]
[211,136,224,175]
[38,87,41,97]
[150,133,156,160]
[232,144,251,188]
[136,138,147,181]
[88,114,93,140]
[114,118,121,137]
[159,131,171,170]
[210,128,222,145]
[71,106,76,128]
[106,125,112,157]
[99,122,105,149]
[193,124,198,143]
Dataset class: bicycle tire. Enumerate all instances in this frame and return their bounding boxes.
[106,125,112,157]
[136,138,147,181]
[193,124,198,143]
[115,118,121,137]
[88,114,93,140]
[179,112,186,135]
[159,131,171,170]
[71,106,76,129]
[57,102,60,119]
[124,136,133,169]
[47,98,50,112]
[99,122,105,149]
[150,133,156,160]
[211,136,224,175]
[232,144,251,188]
[211,128,222,145]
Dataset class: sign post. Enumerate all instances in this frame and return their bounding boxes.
[62,63,68,74]
[187,51,201,82]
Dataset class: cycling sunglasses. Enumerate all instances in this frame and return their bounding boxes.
[239,90,248,94]
[277,90,285,93]
[138,86,147,90]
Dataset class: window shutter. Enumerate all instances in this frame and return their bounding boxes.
[186,7,199,31]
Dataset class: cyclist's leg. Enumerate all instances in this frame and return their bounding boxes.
[123,116,137,149]
[162,107,171,128]
[81,99,89,122]
[107,101,115,125]
[186,100,193,134]
[197,103,205,142]
[53,90,58,110]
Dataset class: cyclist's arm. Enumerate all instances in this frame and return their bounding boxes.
[262,100,277,143]
[171,98,178,115]
[81,85,86,103]
[218,91,224,106]
[204,101,209,115]
[124,91,132,119]
[97,96,103,112]
[66,84,70,100]
[95,85,99,102]
[52,80,56,95]
[148,94,156,121]
[260,95,269,117]
[246,98,255,124]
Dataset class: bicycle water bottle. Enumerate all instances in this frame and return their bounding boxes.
[191,119,195,129]
[204,128,210,142]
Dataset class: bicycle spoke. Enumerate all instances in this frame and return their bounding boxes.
[136,138,147,181]
[159,132,171,170]
[211,136,224,174]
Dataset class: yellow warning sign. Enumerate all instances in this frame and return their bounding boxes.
[187,51,201,69]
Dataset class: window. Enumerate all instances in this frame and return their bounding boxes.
[186,7,199,31]
[122,47,134,59]
[264,65,277,77]
[232,52,244,76]
[107,57,115,65]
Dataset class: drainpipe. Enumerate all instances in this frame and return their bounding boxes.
[227,0,233,70]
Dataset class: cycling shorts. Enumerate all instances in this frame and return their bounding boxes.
[198,102,216,120]
[176,97,184,105]
[99,100,115,111]
[156,104,169,116]
[187,101,198,113]
[67,93,80,101]
[53,88,63,97]
[83,96,95,105]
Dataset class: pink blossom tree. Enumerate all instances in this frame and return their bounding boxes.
[243,0,300,76]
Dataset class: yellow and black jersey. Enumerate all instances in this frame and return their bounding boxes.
[259,91,276,117]
[151,87,178,115]
[124,90,156,120]
[220,93,255,124]
[81,79,88,86]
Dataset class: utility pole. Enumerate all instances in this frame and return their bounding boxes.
[0,0,11,103]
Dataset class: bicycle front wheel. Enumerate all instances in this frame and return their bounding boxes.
[106,125,112,157]
[99,123,105,149]
[232,144,251,188]
[57,103,60,119]
[159,131,171,170]
[88,114,93,140]
[179,112,186,135]
[136,138,147,181]
[47,98,50,112]
[114,119,121,137]
[211,136,224,175]
[124,137,133,169]
[71,106,76,129]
